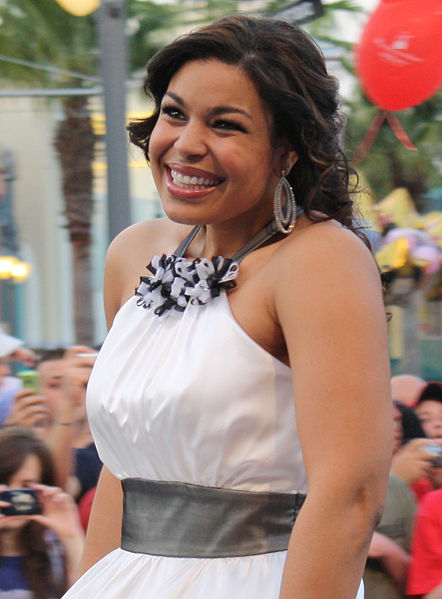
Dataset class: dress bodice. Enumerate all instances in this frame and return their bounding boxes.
[86,292,306,493]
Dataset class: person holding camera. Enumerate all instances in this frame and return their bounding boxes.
[407,486,442,598]
[4,347,102,502]
[0,426,84,598]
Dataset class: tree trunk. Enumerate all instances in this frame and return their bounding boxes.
[54,96,95,345]
[72,239,94,346]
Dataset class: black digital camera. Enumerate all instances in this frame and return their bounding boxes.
[0,488,41,516]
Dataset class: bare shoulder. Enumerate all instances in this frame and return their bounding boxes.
[106,218,187,259]
[275,218,380,290]
[104,218,191,328]
[272,218,385,330]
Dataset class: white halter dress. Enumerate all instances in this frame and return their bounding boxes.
[62,223,365,599]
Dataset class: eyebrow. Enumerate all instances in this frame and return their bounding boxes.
[164,92,253,121]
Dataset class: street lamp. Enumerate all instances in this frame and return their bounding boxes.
[0,256,31,283]
[55,0,99,16]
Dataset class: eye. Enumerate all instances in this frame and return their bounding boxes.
[212,119,246,133]
[160,105,185,120]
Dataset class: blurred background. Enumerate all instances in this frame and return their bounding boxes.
[0,0,440,378]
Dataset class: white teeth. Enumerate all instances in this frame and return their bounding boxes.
[170,169,220,189]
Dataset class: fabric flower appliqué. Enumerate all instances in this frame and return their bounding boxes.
[135,254,239,316]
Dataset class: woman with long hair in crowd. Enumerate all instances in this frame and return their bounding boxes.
[62,15,391,599]
[0,426,84,598]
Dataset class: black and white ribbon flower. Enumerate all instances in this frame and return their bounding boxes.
[136,254,239,316]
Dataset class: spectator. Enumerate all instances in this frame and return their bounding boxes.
[364,402,417,599]
[407,488,442,598]
[45,347,102,502]
[414,382,442,439]
[0,426,84,597]
[0,330,34,426]
[364,403,442,598]
[5,348,102,502]
[4,349,69,439]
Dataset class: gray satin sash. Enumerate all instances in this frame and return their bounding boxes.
[121,478,306,558]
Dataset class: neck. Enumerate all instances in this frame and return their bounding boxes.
[197,211,274,258]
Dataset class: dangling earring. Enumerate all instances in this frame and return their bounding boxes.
[273,170,297,234]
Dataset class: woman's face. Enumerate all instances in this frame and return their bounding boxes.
[149,59,292,230]
[0,453,41,530]
[415,400,442,439]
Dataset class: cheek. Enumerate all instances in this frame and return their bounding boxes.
[149,120,173,158]
[222,144,273,185]
[148,123,170,178]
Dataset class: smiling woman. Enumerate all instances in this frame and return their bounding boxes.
[147,59,284,229]
[61,14,392,599]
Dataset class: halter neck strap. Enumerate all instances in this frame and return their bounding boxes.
[174,207,304,263]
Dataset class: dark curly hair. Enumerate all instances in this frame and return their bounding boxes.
[128,15,360,236]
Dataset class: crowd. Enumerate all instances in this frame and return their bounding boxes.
[1,324,442,598]
[365,374,442,599]
[0,329,101,598]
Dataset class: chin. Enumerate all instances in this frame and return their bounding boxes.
[163,205,208,226]
[0,517,28,530]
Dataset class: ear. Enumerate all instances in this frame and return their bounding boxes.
[273,144,298,177]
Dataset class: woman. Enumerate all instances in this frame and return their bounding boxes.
[63,15,392,599]
[0,426,84,598]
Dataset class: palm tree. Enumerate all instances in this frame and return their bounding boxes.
[346,88,442,208]
[0,0,172,344]
[0,0,327,343]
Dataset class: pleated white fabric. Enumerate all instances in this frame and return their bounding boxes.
[63,292,364,598]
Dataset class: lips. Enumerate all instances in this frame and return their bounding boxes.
[165,166,224,198]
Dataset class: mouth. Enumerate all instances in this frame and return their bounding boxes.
[169,168,223,191]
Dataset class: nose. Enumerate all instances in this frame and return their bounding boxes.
[173,119,208,159]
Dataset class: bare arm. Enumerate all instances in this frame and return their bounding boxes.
[103,219,182,329]
[368,531,410,590]
[77,466,123,576]
[275,224,392,599]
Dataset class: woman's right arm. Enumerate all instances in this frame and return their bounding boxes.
[79,220,180,576]
[78,223,163,575]
[77,466,123,576]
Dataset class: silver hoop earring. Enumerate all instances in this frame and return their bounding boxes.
[273,170,297,234]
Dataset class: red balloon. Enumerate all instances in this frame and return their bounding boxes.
[356,0,442,111]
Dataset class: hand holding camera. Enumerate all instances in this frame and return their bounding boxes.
[0,483,84,540]
[391,438,442,484]
[3,388,51,432]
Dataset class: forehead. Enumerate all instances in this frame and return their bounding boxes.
[167,59,271,124]
[12,453,41,482]
[416,400,442,415]
[37,359,66,379]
